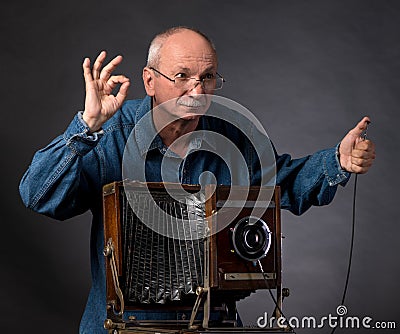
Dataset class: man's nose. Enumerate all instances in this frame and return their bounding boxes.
[189,79,206,94]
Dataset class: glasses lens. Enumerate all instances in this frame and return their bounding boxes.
[175,77,224,91]
[202,77,223,91]
[172,78,188,90]
[214,77,224,90]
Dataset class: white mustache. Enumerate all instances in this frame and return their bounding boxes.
[177,96,206,107]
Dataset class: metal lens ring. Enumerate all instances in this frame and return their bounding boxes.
[232,216,271,262]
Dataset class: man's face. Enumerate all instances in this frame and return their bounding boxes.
[146,30,218,121]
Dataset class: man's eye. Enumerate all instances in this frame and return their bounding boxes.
[204,73,216,80]
[175,73,187,79]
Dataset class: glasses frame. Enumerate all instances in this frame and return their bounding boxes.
[149,67,225,91]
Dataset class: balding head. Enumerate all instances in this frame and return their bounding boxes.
[146,26,217,68]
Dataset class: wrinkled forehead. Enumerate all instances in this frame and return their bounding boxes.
[159,31,218,69]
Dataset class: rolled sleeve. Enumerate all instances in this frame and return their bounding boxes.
[63,111,104,156]
[323,144,350,186]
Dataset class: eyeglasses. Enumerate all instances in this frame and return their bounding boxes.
[149,67,225,91]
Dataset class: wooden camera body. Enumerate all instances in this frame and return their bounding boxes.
[103,181,283,333]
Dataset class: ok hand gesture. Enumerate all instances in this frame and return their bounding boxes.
[82,51,130,132]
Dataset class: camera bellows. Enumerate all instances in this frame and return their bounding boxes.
[121,187,207,304]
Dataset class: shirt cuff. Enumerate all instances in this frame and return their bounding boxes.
[63,111,104,156]
[323,144,351,186]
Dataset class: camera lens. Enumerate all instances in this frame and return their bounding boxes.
[232,216,271,262]
[244,226,265,250]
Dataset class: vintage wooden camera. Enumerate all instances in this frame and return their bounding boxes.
[103,181,285,333]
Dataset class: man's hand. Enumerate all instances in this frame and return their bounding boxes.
[82,51,130,132]
[339,116,376,174]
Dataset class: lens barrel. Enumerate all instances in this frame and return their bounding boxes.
[232,216,271,262]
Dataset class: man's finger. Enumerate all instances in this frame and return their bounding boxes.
[82,57,93,84]
[349,116,371,138]
[351,154,374,166]
[92,51,107,80]
[351,149,374,160]
[351,165,370,174]
[105,75,130,93]
[100,55,124,81]
[354,139,371,149]
[106,75,130,85]
[115,81,131,105]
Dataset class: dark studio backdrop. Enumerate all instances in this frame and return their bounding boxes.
[1,1,399,333]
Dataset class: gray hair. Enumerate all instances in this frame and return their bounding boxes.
[146,26,217,68]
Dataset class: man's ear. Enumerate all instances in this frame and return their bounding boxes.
[143,67,155,96]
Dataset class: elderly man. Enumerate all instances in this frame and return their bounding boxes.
[19,27,375,333]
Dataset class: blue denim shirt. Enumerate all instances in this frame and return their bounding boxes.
[19,95,349,333]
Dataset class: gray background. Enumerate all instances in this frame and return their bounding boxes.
[1,0,399,333]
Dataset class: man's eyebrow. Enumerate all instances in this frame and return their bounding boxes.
[202,66,217,73]
[170,66,191,73]
[171,66,217,74]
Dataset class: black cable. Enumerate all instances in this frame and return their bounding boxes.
[342,173,358,304]
[331,122,369,333]
[330,172,359,334]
